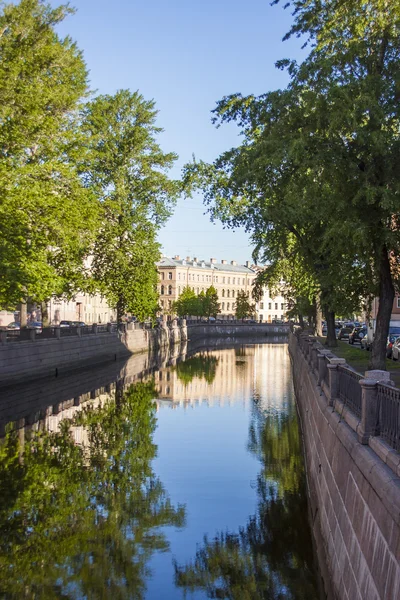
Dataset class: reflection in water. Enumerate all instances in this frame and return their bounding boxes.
[0,341,320,599]
[0,382,185,599]
[173,384,318,599]
[175,353,219,385]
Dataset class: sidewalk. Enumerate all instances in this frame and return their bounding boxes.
[318,338,400,387]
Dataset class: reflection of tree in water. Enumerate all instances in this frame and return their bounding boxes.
[175,352,219,385]
[0,381,185,599]
[174,396,319,600]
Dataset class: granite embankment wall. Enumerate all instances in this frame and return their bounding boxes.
[0,321,287,386]
[187,322,289,340]
[289,333,400,600]
[0,321,187,386]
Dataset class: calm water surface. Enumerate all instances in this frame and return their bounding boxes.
[0,342,319,599]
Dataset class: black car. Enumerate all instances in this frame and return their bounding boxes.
[338,326,353,340]
[349,327,367,345]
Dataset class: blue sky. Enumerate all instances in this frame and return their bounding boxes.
[54,0,305,264]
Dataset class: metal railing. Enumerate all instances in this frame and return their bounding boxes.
[338,366,363,418]
[378,383,400,452]
[1,323,120,343]
[295,331,400,455]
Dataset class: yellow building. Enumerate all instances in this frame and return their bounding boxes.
[157,255,256,317]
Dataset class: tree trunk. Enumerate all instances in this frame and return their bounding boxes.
[117,298,124,324]
[41,301,49,327]
[298,313,305,329]
[370,245,394,370]
[325,309,337,347]
[20,302,27,328]
[315,294,323,337]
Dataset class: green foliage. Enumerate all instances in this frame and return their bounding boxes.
[0,0,97,306]
[235,290,256,320]
[80,90,180,321]
[173,285,220,318]
[0,381,186,597]
[184,0,400,363]
[202,285,220,317]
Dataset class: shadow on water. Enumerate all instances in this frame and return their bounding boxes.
[0,381,186,599]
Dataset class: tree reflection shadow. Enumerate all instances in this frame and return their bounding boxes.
[174,396,319,599]
[0,381,185,599]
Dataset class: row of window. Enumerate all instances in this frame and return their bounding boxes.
[159,271,254,286]
[259,302,286,310]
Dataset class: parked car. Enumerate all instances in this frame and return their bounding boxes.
[6,321,20,330]
[72,321,86,327]
[348,327,367,345]
[338,326,353,340]
[59,320,73,328]
[391,337,400,361]
[27,321,43,333]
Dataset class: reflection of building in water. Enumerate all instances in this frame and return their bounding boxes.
[155,347,255,408]
[155,343,290,411]
[253,343,291,411]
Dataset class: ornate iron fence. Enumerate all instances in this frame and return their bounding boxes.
[378,383,400,452]
[338,366,363,418]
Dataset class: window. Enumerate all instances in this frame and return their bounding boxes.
[168,272,172,280]
[161,272,165,280]
[178,273,181,280]
[197,274,200,281]
[242,278,245,285]
[281,303,285,310]
[275,303,278,310]
[227,302,230,310]
[268,302,271,310]
[168,300,172,308]
[222,302,225,310]
[161,285,164,295]
[222,289,225,297]
[227,289,230,298]
[202,275,204,281]
[215,276,218,283]
[233,277,235,284]
[232,303,235,311]
[183,273,186,281]
[168,285,172,295]
[260,302,264,310]
[232,290,235,298]
[228,277,230,284]
[397,297,400,309]
[160,299,164,307]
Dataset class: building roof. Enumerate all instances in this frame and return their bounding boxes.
[157,256,255,274]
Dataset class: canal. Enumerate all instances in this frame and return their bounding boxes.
[0,341,321,599]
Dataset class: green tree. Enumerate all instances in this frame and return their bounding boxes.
[0,381,186,598]
[0,0,97,313]
[80,90,180,322]
[175,353,219,385]
[201,285,220,318]
[271,0,400,366]
[235,290,256,320]
[173,285,202,317]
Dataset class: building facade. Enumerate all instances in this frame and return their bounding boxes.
[157,256,287,321]
[157,256,256,317]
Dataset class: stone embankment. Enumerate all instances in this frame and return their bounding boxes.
[290,331,400,600]
[0,320,289,386]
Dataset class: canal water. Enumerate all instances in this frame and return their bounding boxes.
[0,341,320,599]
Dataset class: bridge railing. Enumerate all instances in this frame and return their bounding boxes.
[1,323,120,343]
[294,331,400,457]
